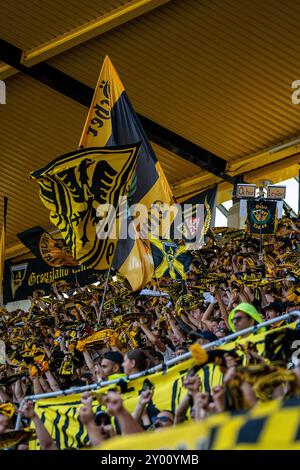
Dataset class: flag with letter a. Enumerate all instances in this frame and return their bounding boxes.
[79,55,174,290]
[150,239,192,280]
[31,145,140,270]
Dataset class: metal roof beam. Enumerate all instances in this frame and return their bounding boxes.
[217,204,229,218]
[0,0,171,80]
[137,114,233,183]
[0,38,233,184]
[0,38,94,106]
[283,200,297,218]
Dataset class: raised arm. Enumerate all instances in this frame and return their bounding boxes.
[78,392,103,447]
[82,348,96,375]
[135,319,166,353]
[133,389,153,423]
[44,368,60,392]
[105,391,143,435]
[20,400,57,450]
[165,312,186,342]
[213,287,230,329]
[175,375,201,425]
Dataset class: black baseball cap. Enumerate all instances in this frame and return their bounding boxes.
[262,301,283,314]
[102,351,123,365]
[94,410,111,426]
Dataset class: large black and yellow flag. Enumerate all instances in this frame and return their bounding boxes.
[0,197,7,304]
[172,187,217,246]
[150,239,192,280]
[79,56,174,290]
[247,200,277,235]
[31,145,140,270]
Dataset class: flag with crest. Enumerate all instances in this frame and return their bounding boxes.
[150,239,192,280]
[79,56,174,290]
[31,145,140,270]
[247,200,277,235]
[17,226,78,267]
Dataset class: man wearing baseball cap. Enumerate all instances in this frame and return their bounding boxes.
[96,351,126,382]
[189,330,218,345]
[228,302,265,338]
[261,301,287,329]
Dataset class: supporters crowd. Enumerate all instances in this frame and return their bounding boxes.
[0,213,300,449]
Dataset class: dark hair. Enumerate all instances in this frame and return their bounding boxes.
[161,336,175,350]
[141,347,163,367]
[103,351,123,366]
[141,345,156,355]
[136,306,145,314]
[152,350,164,362]
[94,411,111,426]
[126,349,148,372]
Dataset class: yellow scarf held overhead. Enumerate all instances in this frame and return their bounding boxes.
[0,402,15,418]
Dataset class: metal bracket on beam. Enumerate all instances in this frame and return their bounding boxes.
[0,39,23,64]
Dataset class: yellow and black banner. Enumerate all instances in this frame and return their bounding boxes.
[96,397,300,450]
[172,187,217,246]
[31,357,222,449]
[31,381,300,450]
[247,200,277,235]
[31,145,140,271]
[3,258,99,304]
[29,323,300,450]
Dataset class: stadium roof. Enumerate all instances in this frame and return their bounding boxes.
[1,0,300,257]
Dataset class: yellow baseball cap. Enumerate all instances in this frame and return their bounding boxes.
[228,302,263,332]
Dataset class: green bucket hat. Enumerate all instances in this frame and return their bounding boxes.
[228,302,264,333]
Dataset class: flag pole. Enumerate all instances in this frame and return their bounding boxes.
[95,193,125,324]
[0,197,8,307]
[97,266,112,324]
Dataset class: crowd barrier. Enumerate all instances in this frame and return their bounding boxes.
[15,311,300,435]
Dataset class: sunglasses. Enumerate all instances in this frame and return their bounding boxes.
[232,316,244,323]
[153,416,172,423]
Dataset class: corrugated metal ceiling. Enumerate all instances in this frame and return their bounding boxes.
[0,0,130,50]
[47,0,300,161]
[0,74,200,246]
